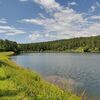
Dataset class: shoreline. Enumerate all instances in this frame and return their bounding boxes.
[20,51,100,54]
[0,52,80,100]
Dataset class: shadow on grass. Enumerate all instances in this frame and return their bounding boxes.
[0,89,18,97]
[0,75,10,80]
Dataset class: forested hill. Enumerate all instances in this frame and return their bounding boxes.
[20,36,100,53]
[0,39,19,53]
[0,36,100,53]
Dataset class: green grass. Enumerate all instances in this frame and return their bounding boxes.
[0,52,80,100]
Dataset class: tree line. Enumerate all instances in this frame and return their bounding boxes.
[0,36,100,53]
[0,39,19,53]
[19,36,100,53]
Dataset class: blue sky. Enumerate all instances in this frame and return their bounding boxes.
[0,0,100,43]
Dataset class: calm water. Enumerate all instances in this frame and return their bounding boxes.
[12,53,100,99]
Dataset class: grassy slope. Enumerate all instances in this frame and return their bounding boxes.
[0,52,80,100]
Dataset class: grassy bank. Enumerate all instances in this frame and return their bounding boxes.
[0,52,80,100]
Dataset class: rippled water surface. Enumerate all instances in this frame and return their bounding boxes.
[12,53,100,99]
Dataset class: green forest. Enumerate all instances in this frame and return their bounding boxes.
[0,36,100,53]
[0,40,19,53]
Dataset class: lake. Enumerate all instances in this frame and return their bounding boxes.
[12,53,100,99]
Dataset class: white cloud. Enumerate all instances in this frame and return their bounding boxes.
[0,18,26,35]
[90,2,100,12]
[91,5,96,12]
[0,25,26,35]
[68,2,78,7]
[96,2,100,7]
[20,18,45,25]
[90,15,100,20]
[29,32,42,40]
[19,0,100,41]
[34,0,61,12]
[0,18,7,24]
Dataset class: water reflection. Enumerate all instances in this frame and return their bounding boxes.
[12,53,100,99]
